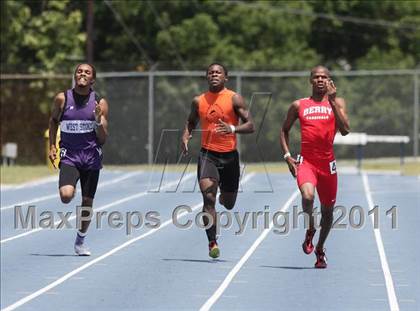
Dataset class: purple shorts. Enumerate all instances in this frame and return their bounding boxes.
[59,147,102,170]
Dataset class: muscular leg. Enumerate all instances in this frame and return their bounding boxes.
[78,169,99,234]
[218,151,240,211]
[59,185,76,204]
[299,182,316,231]
[79,196,93,234]
[315,168,337,251]
[219,190,238,210]
[74,196,93,256]
[59,164,79,204]
[74,169,99,255]
[316,204,334,250]
[199,178,218,242]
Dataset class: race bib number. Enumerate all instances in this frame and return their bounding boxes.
[329,160,337,174]
[60,148,67,158]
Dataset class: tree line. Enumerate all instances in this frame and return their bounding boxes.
[1,0,419,164]
[2,0,419,73]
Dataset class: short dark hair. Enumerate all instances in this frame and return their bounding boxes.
[74,63,96,79]
[207,63,228,76]
[310,65,330,78]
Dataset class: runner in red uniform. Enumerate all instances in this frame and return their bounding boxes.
[280,66,350,268]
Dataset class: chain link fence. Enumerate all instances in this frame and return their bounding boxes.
[1,69,418,165]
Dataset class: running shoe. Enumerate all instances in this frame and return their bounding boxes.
[314,248,327,269]
[302,229,316,254]
[209,240,220,259]
[74,242,91,256]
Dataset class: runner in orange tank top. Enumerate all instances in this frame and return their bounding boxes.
[181,63,255,258]
[280,66,350,268]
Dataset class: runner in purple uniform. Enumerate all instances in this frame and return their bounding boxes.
[48,63,109,256]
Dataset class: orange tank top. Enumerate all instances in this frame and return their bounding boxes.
[198,88,239,152]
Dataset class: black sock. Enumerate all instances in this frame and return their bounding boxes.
[205,225,217,242]
[202,213,216,242]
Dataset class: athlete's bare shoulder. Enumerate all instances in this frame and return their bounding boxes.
[186,95,200,125]
[192,95,200,109]
[54,92,65,107]
[193,95,200,103]
[232,93,245,108]
[50,92,66,122]
[290,99,300,113]
[282,99,300,130]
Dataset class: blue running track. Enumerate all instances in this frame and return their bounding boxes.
[1,169,419,310]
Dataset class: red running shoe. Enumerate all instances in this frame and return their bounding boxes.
[302,229,316,254]
[314,248,327,269]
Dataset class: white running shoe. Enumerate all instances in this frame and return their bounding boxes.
[74,243,91,256]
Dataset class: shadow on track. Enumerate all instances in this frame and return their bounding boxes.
[162,258,229,264]
[260,265,315,270]
[30,253,79,257]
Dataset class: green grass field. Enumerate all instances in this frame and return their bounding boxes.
[1,165,58,184]
[1,159,419,185]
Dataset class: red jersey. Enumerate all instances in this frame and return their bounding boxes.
[198,88,239,152]
[298,97,336,161]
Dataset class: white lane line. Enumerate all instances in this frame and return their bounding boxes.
[1,172,194,244]
[199,189,300,311]
[1,171,142,211]
[2,176,59,191]
[1,173,255,311]
[362,173,399,311]
[399,299,415,303]
[13,176,58,189]
[1,194,59,212]
[1,176,58,191]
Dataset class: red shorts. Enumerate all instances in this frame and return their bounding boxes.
[296,157,337,206]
